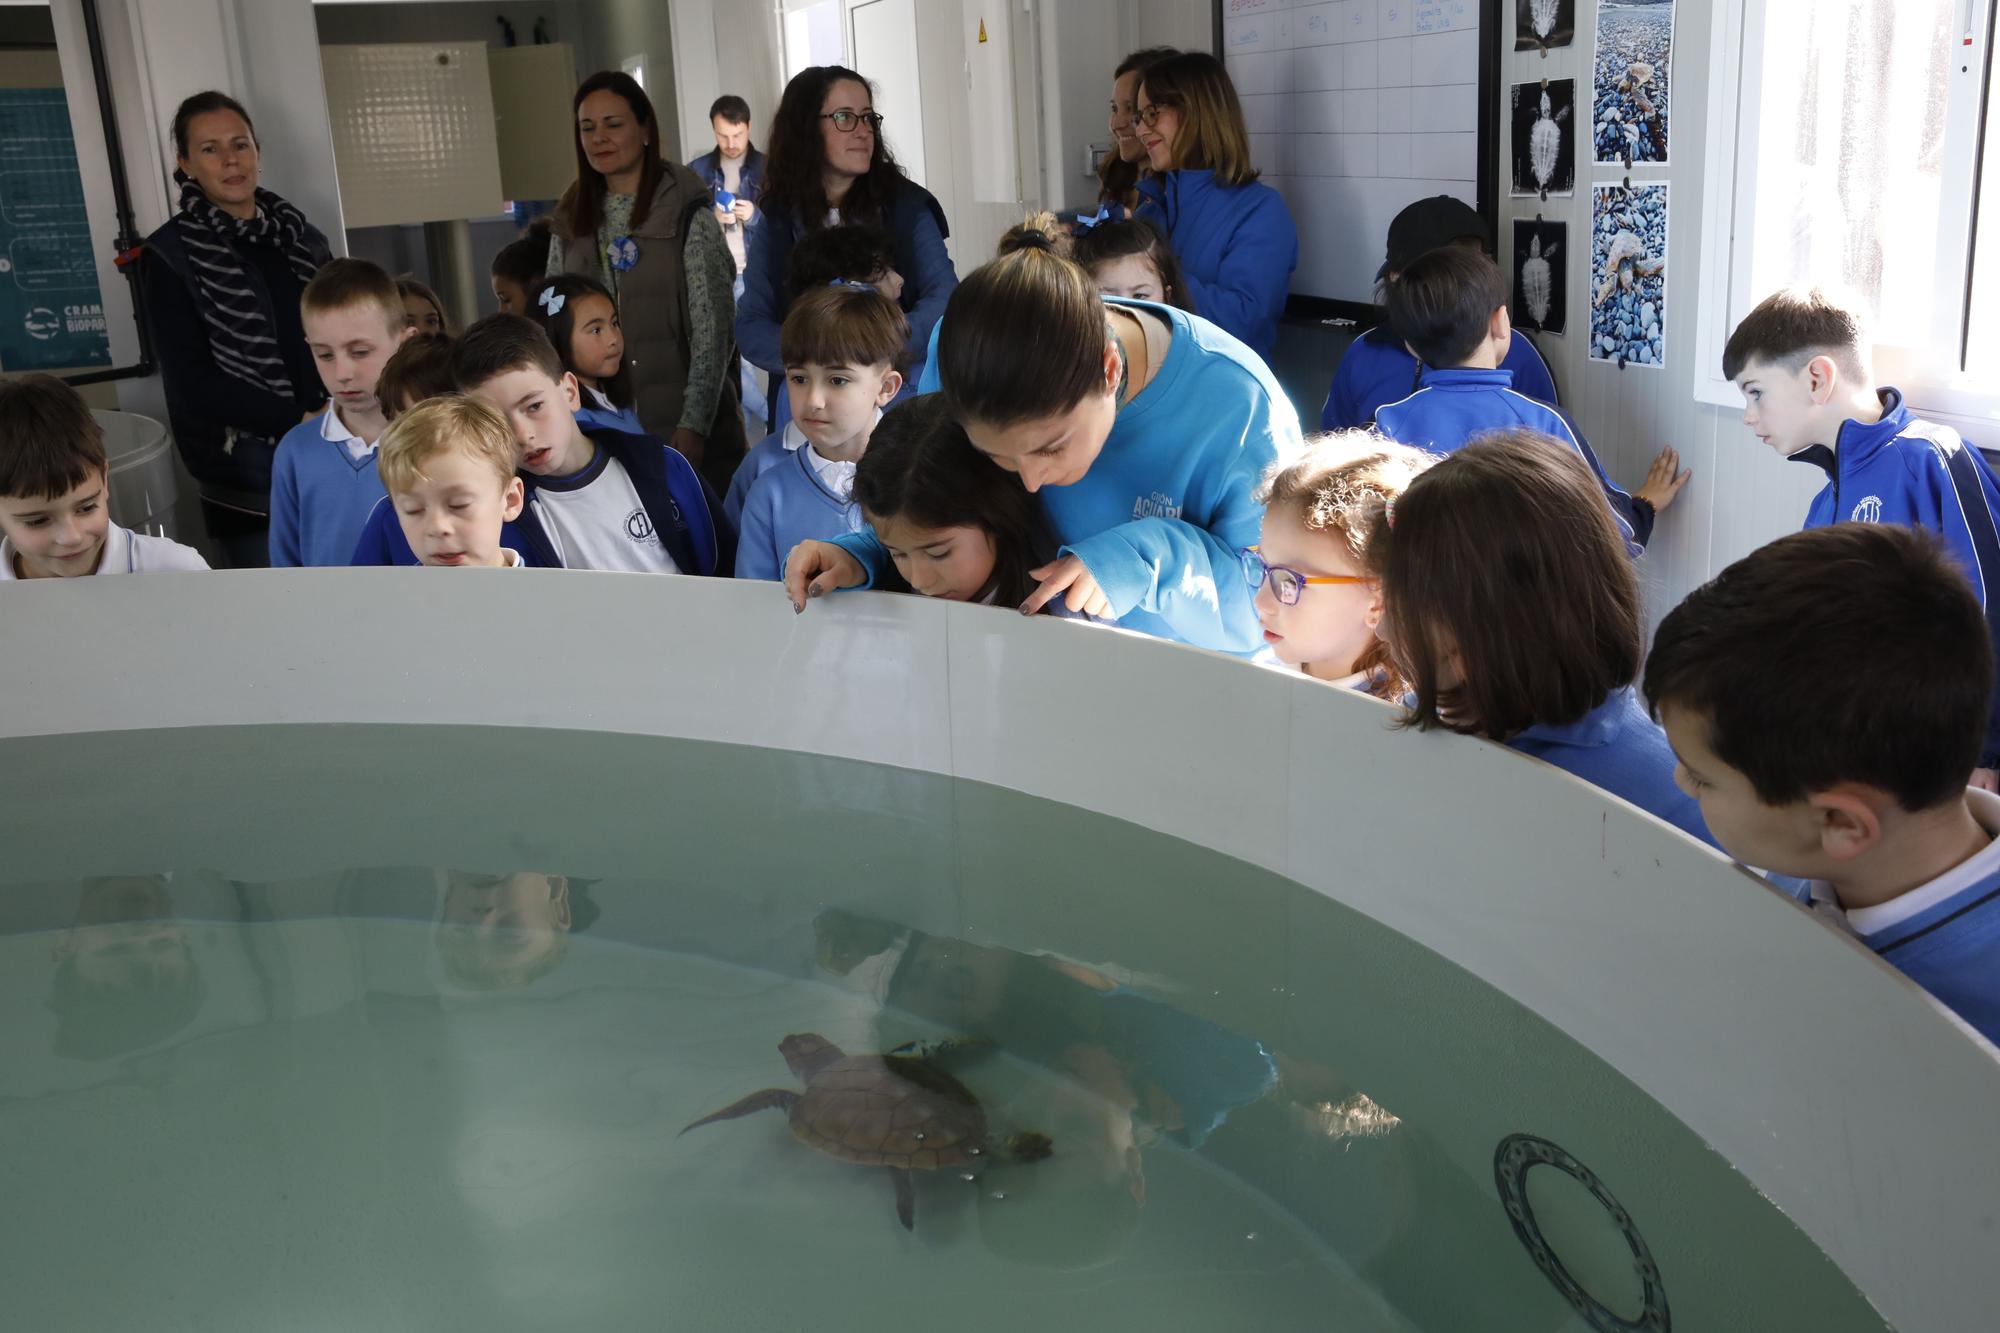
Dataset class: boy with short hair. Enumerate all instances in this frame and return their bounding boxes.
[1722,286,2000,786]
[268,257,411,566]
[377,395,526,568]
[453,314,731,574]
[377,333,457,419]
[1374,246,1688,550]
[0,374,207,578]
[1646,524,2000,1046]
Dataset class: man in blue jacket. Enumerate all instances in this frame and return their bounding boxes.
[687,94,765,283]
[1724,286,2000,789]
[1322,195,1561,431]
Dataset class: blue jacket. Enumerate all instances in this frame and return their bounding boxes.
[735,442,865,581]
[835,300,1303,653]
[268,415,387,567]
[575,394,644,436]
[348,424,734,574]
[1375,367,1651,552]
[1135,169,1297,364]
[1508,687,1717,848]
[1792,388,2000,766]
[686,145,766,205]
[736,179,957,383]
[1323,325,1559,432]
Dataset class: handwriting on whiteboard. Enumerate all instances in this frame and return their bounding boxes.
[1414,1,1472,33]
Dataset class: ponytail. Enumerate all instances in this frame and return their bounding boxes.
[939,220,1108,427]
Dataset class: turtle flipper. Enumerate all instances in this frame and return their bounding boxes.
[891,1166,916,1231]
[679,1088,800,1136]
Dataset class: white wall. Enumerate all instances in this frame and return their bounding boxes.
[1496,0,1818,635]
[583,0,682,160]
[660,0,783,170]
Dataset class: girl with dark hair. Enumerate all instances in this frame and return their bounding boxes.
[547,70,744,492]
[787,222,1302,653]
[1097,46,1179,215]
[1132,52,1297,361]
[525,274,638,434]
[139,90,333,567]
[736,66,957,399]
[1362,431,1713,845]
[1071,217,1192,311]
[852,395,1053,607]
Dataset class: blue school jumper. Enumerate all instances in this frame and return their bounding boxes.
[1508,687,1716,848]
[1791,389,2000,767]
[722,422,799,532]
[1375,367,1651,551]
[1134,168,1297,364]
[1810,788,2000,1047]
[836,299,1302,654]
[267,412,387,567]
[735,443,865,581]
[347,424,733,574]
[1322,325,1559,432]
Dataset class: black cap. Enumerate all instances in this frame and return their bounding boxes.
[1379,196,1490,280]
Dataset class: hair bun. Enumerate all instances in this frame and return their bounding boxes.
[1008,229,1053,254]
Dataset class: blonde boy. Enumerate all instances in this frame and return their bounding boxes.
[377,395,526,568]
[268,258,411,566]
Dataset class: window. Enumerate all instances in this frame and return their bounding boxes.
[1696,0,1996,434]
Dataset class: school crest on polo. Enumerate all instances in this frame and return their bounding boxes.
[1851,496,1884,524]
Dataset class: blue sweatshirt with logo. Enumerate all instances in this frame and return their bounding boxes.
[835,300,1302,653]
[1374,367,1651,552]
[1134,169,1297,364]
[1790,388,2000,767]
[1322,324,1559,432]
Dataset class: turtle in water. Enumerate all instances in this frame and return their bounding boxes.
[681,1033,1054,1230]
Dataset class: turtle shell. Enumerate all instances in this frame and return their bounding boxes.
[789,1053,988,1170]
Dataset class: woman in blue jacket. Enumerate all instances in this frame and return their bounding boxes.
[785,226,1303,654]
[736,66,956,411]
[1132,52,1297,364]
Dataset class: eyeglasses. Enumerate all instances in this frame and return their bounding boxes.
[1242,547,1368,606]
[1135,104,1172,127]
[822,110,884,134]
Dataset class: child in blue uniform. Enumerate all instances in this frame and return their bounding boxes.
[734,284,906,581]
[524,275,642,435]
[1723,286,2000,789]
[377,395,527,568]
[1375,246,1687,551]
[787,223,1301,653]
[1646,524,2000,1047]
[1321,196,1560,431]
[267,258,411,566]
[1364,431,1713,847]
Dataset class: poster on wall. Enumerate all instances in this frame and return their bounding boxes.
[1593,1,1674,165]
[0,88,111,372]
[1591,183,1667,368]
[1512,218,1568,336]
[1515,0,1576,54]
[1509,79,1575,199]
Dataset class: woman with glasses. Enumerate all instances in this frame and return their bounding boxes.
[1132,52,1297,364]
[785,224,1303,655]
[736,66,958,415]
[1096,46,1179,217]
[1248,435,1433,692]
[547,71,745,493]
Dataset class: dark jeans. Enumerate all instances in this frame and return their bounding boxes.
[199,497,270,569]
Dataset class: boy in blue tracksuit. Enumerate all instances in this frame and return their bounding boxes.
[1134,169,1295,365]
[733,284,905,581]
[1723,286,2000,783]
[1647,524,2000,1048]
[352,315,733,574]
[1320,195,1560,431]
[1374,246,1687,553]
[268,259,412,566]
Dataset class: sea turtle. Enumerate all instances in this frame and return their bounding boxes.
[1520,231,1560,329]
[681,1032,1054,1230]
[1530,88,1570,196]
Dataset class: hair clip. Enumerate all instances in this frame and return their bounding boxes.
[538,287,566,317]
[1074,205,1112,232]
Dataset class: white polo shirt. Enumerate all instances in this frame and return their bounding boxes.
[1,521,208,579]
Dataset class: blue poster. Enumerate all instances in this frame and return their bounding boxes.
[0,87,110,370]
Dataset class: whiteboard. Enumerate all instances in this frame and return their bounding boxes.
[1223,0,1484,305]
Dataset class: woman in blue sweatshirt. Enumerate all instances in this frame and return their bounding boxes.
[1362,431,1714,848]
[1130,52,1297,364]
[784,227,1303,654]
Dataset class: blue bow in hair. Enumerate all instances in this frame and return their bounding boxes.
[538,286,566,317]
[827,277,875,292]
[1073,205,1113,232]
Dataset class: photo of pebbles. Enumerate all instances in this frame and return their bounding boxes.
[1511,79,1575,199]
[1590,184,1667,368]
[1512,219,1568,336]
[1592,1,1674,165]
[1515,0,1575,54]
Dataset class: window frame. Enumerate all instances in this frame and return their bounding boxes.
[1693,0,2000,442]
